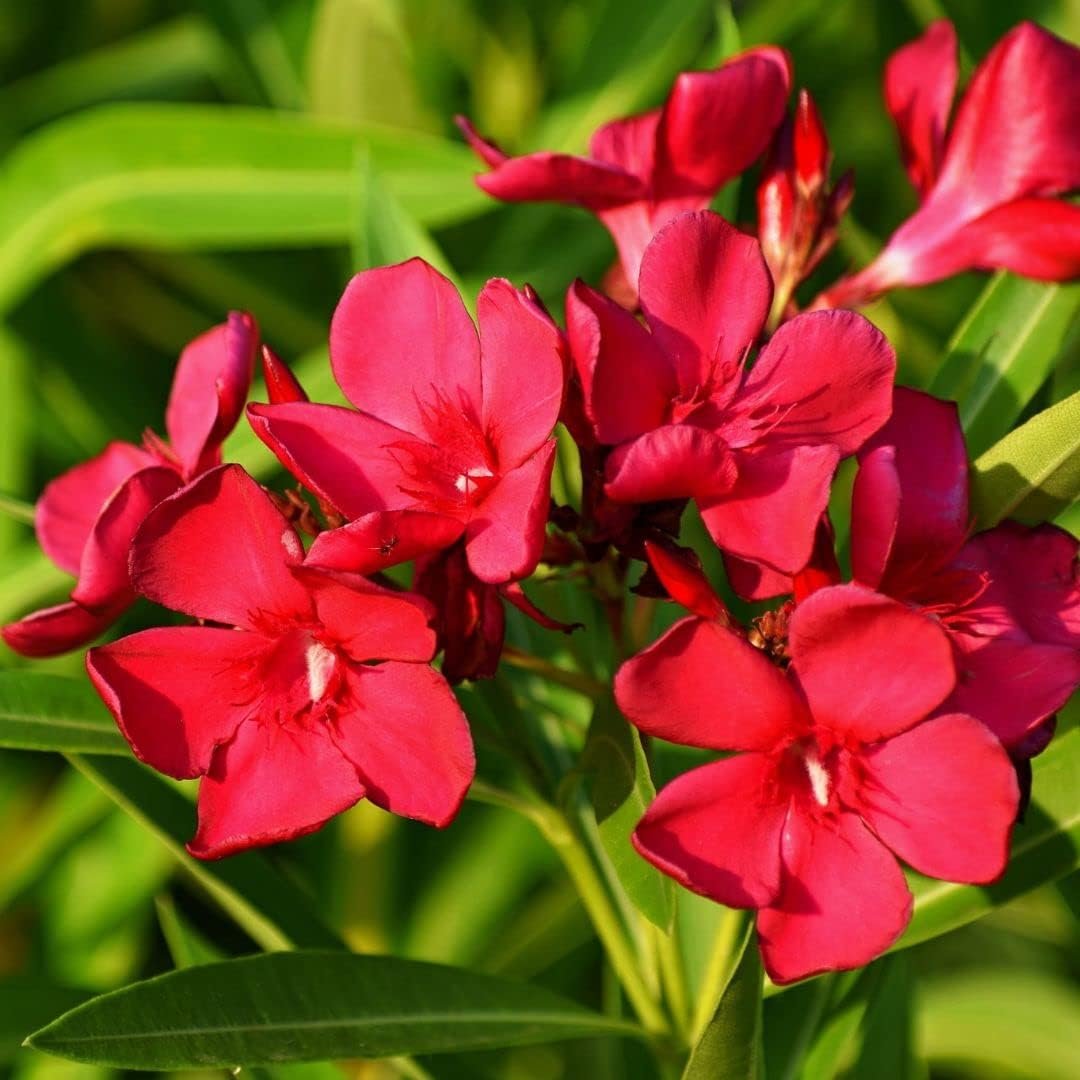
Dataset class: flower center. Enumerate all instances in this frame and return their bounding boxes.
[304,639,338,703]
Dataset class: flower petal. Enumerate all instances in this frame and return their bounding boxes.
[86,626,264,780]
[633,753,788,908]
[758,810,912,985]
[589,110,660,177]
[935,22,1080,213]
[615,616,806,752]
[653,47,792,201]
[292,566,436,663]
[646,540,727,620]
[131,464,311,629]
[884,20,958,198]
[946,632,1080,750]
[333,660,474,827]
[788,585,956,742]
[474,152,645,209]
[734,310,896,457]
[566,279,676,445]
[165,313,258,477]
[464,440,555,583]
[638,211,772,394]
[857,712,1018,882]
[954,521,1080,646]
[247,401,414,518]
[721,553,795,602]
[306,511,465,575]
[856,388,968,589]
[699,444,840,573]
[850,445,901,589]
[477,279,565,469]
[330,259,481,436]
[604,423,738,505]
[70,467,182,613]
[2,600,121,658]
[36,441,157,576]
[189,713,365,859]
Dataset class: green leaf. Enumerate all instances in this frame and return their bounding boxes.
[928,273,1080,458]
[850,954,920,1080]
[0,104,488,312]
[581,695,675,930]
[969,389,1080,526]
[917,970,1080,1080]
[900,723,1080,949]
[67,754,344,953]
[154,894,226,970]
[352,150,457,281]
[683,921,763,1080]
[26,951,642,1068]
[0,976,89,1064]
[0,673,128,756]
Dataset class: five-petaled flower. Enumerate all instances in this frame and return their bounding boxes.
[817,21,1080,308]
[566,210,895,576]
[457,47,791,305]
[2,313,258,658]
[86,465,474,859]
[617,582,1019,984]
[248,259,565,587]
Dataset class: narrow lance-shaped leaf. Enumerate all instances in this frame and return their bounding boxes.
[581,694,675,930]
[0,672,128,756]
[683,919,764,1080]
[969,389,1080,526]
[26,951,643,1069]
[0,104,488,313]
[928,272,1080,458]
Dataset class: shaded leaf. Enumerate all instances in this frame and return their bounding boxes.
[0,673,127,756]
[27,951,642,1068]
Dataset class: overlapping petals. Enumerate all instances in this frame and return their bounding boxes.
[87,465,474,858]
[459,48,791,299]
[818,21,1080,307]
[620,584,1018,983]
[567,211,894,574]
[250,260,564,586]
[2,313,258,657]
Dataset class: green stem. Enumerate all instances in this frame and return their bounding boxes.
[0,490,34,524]
[690,906,752,1043]
[500,645,605,699]
[535,806,670,1037]
[654,922,691,1045]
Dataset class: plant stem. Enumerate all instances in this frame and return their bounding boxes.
[500,645,606,699]
[654,922,691,1044]
[0,490,34,524]
[690,906,752,1043]
[535,806,670,1037]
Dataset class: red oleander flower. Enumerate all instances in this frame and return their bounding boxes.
[2,314,258,657]
[850,388,1080,753]
[248,259,564,586]
[457,47,791,304]
[616,583,1018,984]
[817,21,1080,308]
[566,210,895,575]
[86,465,474,859]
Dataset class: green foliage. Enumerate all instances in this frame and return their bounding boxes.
[0,673,127,755]
[26,951,641,1068]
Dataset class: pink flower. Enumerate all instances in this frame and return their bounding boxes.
[86,465,474,859]
[248,259,564,586]
[817,21,1080,307]
[616,583,1018,984]
[565,210,895,575]
[850,388,1080,752]
[2,314,258,657]
[457,47,791,302]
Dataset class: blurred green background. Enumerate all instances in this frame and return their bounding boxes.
[0,1,1077,1078]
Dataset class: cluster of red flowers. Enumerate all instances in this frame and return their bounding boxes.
[5,20,1079,984]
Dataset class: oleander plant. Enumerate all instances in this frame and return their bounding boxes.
[0,2,1078,1078]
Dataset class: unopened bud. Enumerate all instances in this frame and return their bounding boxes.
[261,345,308,404]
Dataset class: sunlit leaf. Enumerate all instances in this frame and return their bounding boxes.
[0,673,127,756]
